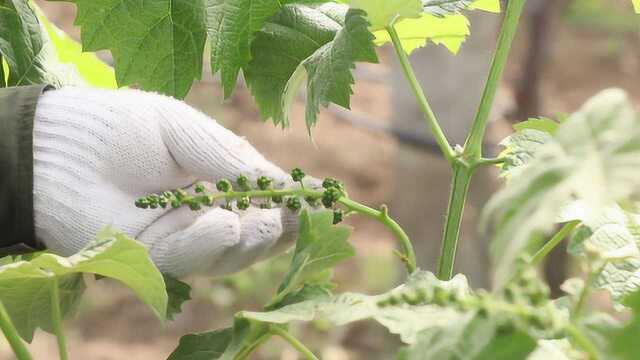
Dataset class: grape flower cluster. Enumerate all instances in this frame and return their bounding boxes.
[135,168,347,224]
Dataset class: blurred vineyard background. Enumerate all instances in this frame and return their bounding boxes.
[1,0,638,358]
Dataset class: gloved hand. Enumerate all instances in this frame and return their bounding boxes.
[33,87,307,277]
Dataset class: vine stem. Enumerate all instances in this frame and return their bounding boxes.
[0,300,32,360]
[567,324,600,360]
[235,331,272,360]
[50,279,69,360]
[530,221,580,266]
[463,0,527,160]
[180,187,417,274]
[338,198,416,273]
[572,262,605,320]
[386,25,456,164]
[437,165,472,280]
[270,326,319,360]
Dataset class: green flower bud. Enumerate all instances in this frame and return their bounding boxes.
[305,196,320,207]
[216,179,233,192]
[195,183,206,193]
[135,198,150,209]
[174,189,188,199]
[237,196,250,210]
[162,191,174,199]
[171,199,181,209]
[286,197,302,212]
[257,176,272,190]
[237,175,251,191]
[201,196,214,207]
[189,202,202,211]
[322,188,342,208]
[158,197,168,208]
[290,168,306,182]
[322,177,343,190]
[272,195,283,204]
[333,209,344,224]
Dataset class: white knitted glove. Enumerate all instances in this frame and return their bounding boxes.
[33,87,305,277]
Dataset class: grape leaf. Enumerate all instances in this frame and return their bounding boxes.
[245,3,378,129]
[397,313,537,360]
[484,89,640,288]
[71,0,206,98]
[0,227,167,341]
[369,0,500,55]
[273,209,354,304]
[568,206,640,305]
[528,339,582,360]
[167,328,233,360]
[36,6,116,89]
[0,0,81,86]
[605,289,640,359]
[498,117,559,179]
[246,270,471,344]
[163,274,192,321]
[348,0,422,30]
[206,0,312,98]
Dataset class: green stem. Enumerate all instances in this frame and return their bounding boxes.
[437,164,473,280]
[270,327,319,360]
[235,332,272,360]
[471,156,506,169]
[0,300,32,360]
[572,263,605,320]
[463,0,527,160]
[530,221,580,267]
[338,198,416,273]
[50,280,68,360]
[176,188,417,274]
[567,324,600,360]
[386,25,456,164]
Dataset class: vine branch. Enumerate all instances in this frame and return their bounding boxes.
[50,279,69,360]
[270,326,319,360]
[463,0,527,160]
[0,300,32,360]
[386,24,456,164]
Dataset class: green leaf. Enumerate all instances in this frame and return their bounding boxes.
[272,209,354,305]
[373,13,471,54]
[369,0,500,55]
[163,274,192,321]
[606,289,640,359]
[633,0,640,13]
[36,7,117,89]
[568,206,640,305]
[167,328,233,360]
[0,227,167,341]
[71,0,207,98]
[245,4,378,129]
[484,89,640,288]
[348,0,422,30]
[527,339,582,360]
[246,270,472,344]
[206,0,313,98]
[498,117,559,179]
[469,0,501,13]
[398,313,537,360]
[0,0,77,86]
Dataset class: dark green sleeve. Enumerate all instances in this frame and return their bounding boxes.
[0,85,51,255]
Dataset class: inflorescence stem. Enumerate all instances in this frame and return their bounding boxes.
[136,172,417,275]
